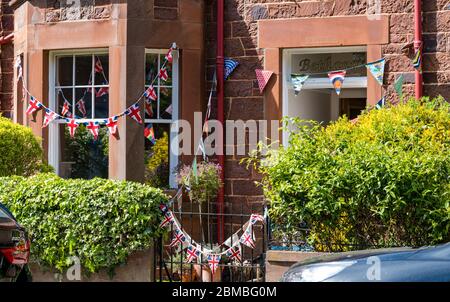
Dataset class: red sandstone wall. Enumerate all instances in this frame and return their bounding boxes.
[0,0,14,118]
[204,0,450,219]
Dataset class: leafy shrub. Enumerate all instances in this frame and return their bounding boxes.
[0,173,168,274]
[0,116,47,176]
[63,125,109,179]
[145,132,169,188]
[177,161,223,204]
[247,98,450,251]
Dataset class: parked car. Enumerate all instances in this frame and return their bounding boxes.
[0,203,31,282]
[281,243,450,282]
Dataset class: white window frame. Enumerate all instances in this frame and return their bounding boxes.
[144,49,180,188]
[281,46,368,145]
[48,49,109,176]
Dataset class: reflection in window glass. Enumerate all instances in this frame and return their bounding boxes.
[145,123,170,188]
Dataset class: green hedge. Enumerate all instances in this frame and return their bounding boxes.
[0,116,47,176]
[248,98,450,251]
[0,173,168,273]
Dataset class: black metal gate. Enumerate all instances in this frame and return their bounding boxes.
[153,200,268,282]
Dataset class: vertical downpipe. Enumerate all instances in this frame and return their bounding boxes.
[414,0,423,98]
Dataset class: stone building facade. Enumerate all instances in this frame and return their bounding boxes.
[0,0,449,225]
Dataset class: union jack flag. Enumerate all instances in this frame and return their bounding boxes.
[26,96,43,115]
[186,245,201,263]
[76,99,87,117]
[87,121,100,140]
[240,228,255,249]
[159,203,169,214]
[144,98,154,118]
[105,116,118,136]
[61,100,71,117]
[159,67,169,82]
[96,86,109,98]
[144,85,157,101]
[250,214,265,225]
[95,58,104,73]
[225,246,242,263]
[42,109,57,128]
[169,229,187,249]
[160,210,175,228]
[165,48,174,64]
[67,119,79,138]
[126,103,143,124]
[207,254,221,276]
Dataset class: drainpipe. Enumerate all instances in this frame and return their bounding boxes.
[414,0,423,98]
[216,0,225,244]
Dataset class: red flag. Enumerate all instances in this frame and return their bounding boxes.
[255,69,274,93]
[76,99,87,117]
[165,48,173,63]
[144,99,154,118]
[96,87,109,98]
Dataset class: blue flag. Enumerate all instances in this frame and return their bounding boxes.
[224,58,239,80]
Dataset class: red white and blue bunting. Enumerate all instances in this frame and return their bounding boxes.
[17,43,177,142]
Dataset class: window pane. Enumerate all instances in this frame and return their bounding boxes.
[159,87,173,120]
[75,88,92,119]
[94,88,109,119]
[145,53,159,86]
[59,123,109,180]
[145,98,158,120]
[56,88,73,117]
[57,56,73,87]
[145,123,170,188]
[94,55,109,85]
[75,55,93,86]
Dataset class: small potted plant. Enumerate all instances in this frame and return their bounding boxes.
[177,161,223,244]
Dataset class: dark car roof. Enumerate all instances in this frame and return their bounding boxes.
[290,243,450,269]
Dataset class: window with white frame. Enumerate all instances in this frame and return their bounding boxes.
[144,49,179,188]
[49,50,110,179]
[282,46,368,145]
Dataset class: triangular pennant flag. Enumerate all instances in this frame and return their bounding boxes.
[144,98,154,118]
[95,57,104,73]
[291,74,309,95]
[105,116,118,136]
[144,124,156,144]
[240,224,256,249]
[225,246,242,263]
[42,108,58,128]
[394,74,404,97]
[26,96,43,116]
[126,103,143,124]
[160,210,175,228]
[159,67,169,82]
[165,104,173,116]
[224,234,240,248]
[375,97,386,110]
[76,99,87,117]
[255,69,274,93]
[328,71,346,95]
[412,49,422,73]
[198,139,206,161]
[207,254,221,276]
[186,245,201,263]
[169,228,188,249]
[96,86,109,98]
[224,58,239,80]
[144,85,157,101]
[61,100,71,117]
[165,48,174,64]
[250,214,265,225]
[67,119,79,138]
[366,58,386,86]
[86,121,100,140]
[15,56,23,81]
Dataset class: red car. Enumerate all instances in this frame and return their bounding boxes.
[0,203,31,282]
